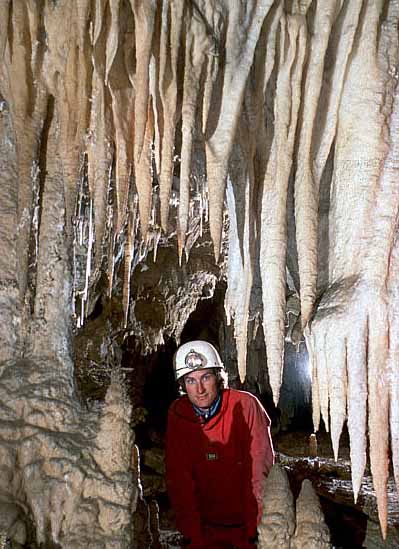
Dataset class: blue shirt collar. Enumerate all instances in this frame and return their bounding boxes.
[192,393,222,422]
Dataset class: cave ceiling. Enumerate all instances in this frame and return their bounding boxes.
[0,0,399,541]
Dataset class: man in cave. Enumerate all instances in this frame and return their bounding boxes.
[166,340,275,549]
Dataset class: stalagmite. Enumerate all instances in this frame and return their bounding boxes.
[258,464,295,549]
[291,479,331,549]
[83,370,135,546]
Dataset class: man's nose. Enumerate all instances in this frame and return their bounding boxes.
[197,380,206,394]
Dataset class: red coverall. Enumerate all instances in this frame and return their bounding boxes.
[166,388,275,549]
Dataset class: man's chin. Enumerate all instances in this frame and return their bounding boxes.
[195,399,211,409]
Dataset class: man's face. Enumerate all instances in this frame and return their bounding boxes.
[183,368,218,409]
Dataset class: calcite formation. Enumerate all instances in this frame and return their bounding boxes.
[258,464,331,549]
[258,464,295,549]
[0,0,399,542]
[291,479,331,549]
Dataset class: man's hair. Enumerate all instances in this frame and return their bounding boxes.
[178,368,229,395]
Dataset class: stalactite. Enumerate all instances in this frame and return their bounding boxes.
[158,0,184,232]
[88,16,113,272]
[198,0,222,136]
[328,333,347,461]
[201,49,218,137]
[205,0,273,261]
[225,169,252,383]
[312,323,330,432]
[295,0,341,330]
[229,14,280,382]
[366,3,399,535]
[0,0,10,64]
[312,0,363,182]
[10,1,46,308]
[59,44,81,243]
[177,8,208,261]
[112,97,133,233]
[260,12,307,405]
[92,0,106,46]
[105,0,120,85]
[134,98,155,239]
[109,67,135,236]
[305,332,321,432]
[107,233,116,299]
[82,198,94,315]
[390,315,399,494]
[123,198,138,328]
[76,0,91,49]
[368,306,389,539]
[389,233,399,496]
[58,1,92,244]
[131,0,156,165]
[346,313,367,502]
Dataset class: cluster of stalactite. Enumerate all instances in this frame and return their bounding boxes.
[1,0,399,538]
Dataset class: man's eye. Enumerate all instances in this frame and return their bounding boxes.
[185,378,195,385]
[202,375,211,382]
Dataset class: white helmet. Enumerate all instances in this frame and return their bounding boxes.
[174,340,224,380]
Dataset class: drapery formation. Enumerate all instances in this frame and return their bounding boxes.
[1,0,399,540]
